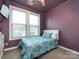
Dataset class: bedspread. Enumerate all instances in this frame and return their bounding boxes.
[18,36,58,59]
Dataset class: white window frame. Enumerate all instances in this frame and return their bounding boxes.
[9,5,40,40]
[28,11,40,37]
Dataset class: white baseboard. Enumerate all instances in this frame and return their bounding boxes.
[4,46,18,52]
[0,53,3,59]
[4,46,79,55]
[59,46,79,55]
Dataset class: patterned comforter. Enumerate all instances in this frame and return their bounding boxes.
[18,36,58,59]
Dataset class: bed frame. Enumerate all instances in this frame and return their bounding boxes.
[43,30,59,40]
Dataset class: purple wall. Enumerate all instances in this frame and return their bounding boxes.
[0,1,43,48]
[45,0,79,52]
[0,0,3,30]
[0,16,2,30]
[0,22,1,31]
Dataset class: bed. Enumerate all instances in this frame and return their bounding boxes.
[18,30,59,59]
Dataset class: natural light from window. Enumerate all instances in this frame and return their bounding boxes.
[9,5,40,40]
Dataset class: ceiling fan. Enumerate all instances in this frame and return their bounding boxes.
[27,0,45,6]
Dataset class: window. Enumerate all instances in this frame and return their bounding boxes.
[11,9,26,38]
[9,5,40,40]
[29,14,40,36]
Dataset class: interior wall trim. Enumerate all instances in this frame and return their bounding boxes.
[4,45,79,55]
[4,46,18,52]
[59,46,79,55]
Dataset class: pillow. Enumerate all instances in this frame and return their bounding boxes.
[42,33,52,38]
[51,33,58,39]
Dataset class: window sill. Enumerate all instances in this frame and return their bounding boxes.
[9,37,23,40]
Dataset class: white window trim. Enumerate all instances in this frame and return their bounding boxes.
[9,5,40,40]
[27,11,40,37]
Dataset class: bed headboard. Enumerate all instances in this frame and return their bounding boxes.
[43,30,59,40]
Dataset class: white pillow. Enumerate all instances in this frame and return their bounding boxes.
[51,33,58,39]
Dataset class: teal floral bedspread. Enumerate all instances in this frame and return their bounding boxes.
[18,36,58,59]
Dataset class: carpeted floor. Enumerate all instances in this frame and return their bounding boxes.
[2,48,79,59]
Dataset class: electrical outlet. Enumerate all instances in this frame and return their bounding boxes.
[5,43,8,46]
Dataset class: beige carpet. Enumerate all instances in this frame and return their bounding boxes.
[2,48,79,59]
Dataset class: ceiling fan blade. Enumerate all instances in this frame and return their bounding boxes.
[27,0,45,6]
[27,0,34,5]
[39,0,45,6]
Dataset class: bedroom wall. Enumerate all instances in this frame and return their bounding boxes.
[44,0,79,52]
[0,0,4,31]
[0,20,1,31]
[0,0,44,48]
[0,16,2,30]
